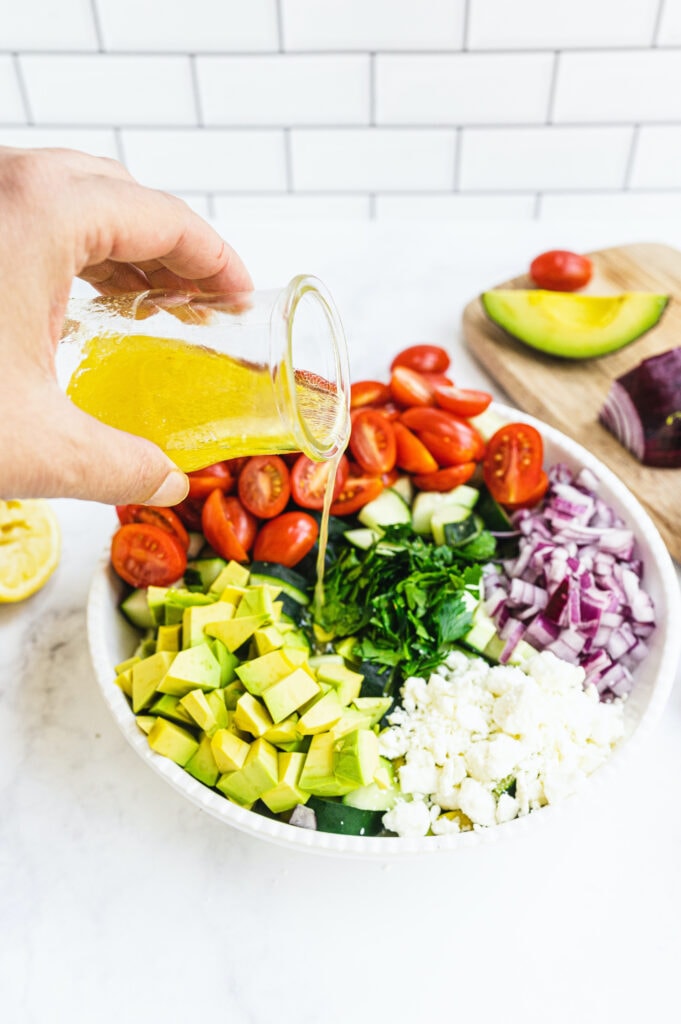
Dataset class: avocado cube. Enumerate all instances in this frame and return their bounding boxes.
[211,728,250,772]
[282,630,310,654]
[184,733,220,787]
[131,651,176,713]
[299,733,354,797]
[150,694,195,726]
[271,600,284,622]
[233,693,274,737]
[147,718,199,766]
[135,715,157,735]
[352,697,393,726]
[236,650,298,696]
[275,738,310,753]
[297,691,344,736]
[205,614,268,653]
[156,624,182,652]
[219,584,249,606]
[254,626,285,655]
[164,604,184,626]
[216,770,260,806]
[316,662,363,706]
[183,601,236,649]
[263,715,300,746]
[157,644,221,697]
[260,752,309,813]
[241,738,279,794]
[209,560,250,595]
[221,680,246,710]
[115,668,133,698]
[146,586,169,625]
[115,655,141,675]
[204,690,229,732]
[235,586,274,620]
[180,689,217,732]
[280,645,309,667]
[226,710,250,740]
[262,668,320,724]
[335,729,379,787]
[329,707,377,741]
[334,636,360,663]
[211,639,239,685]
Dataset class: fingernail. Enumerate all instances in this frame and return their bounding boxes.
[144,470,189,507]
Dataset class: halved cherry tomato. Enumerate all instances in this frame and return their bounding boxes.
[202,491,258,562]
[390,366,435,407]
[238,455,291,519]
[349,410,397,475]
[419,424,485,466]
[172,495,205,532]
[290,453,349,510]
[252,512,319,568]
[400,406,464,435]
[529,250,592,292]
[391,344,450,374]
[115,505,190,551]
[350,380,392,409]
[434,384,492,418]
[483,423,544,505]
[186,462,234,500]
[503,470,550,511]
[381,468,400,487]
[225,457,249,476]
[330,473,384,516]
[422,372,455,388]
[412,463,477,492]
[111,523,187,588]
[393,421,438,474]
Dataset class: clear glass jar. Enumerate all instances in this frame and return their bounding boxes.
[59,275,350,473]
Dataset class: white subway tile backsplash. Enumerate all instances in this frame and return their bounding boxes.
[554,50,681,123]
[467,0,660,49]
[120,129,286,192]
[0,0,98,50]
[281,0,465,51]
[376,53,553,125]
[630,125,681,188]
[460,126,633,190]
[656,2,681,45]
[96,0,278,52]
[375,193,536,219]
[541,190,681,220]
[0,58,25,123]
[0,127,118,159]
[213,194,371,221]
[198,55,369,126]
[20,56,196,126]
[291,129,456,191]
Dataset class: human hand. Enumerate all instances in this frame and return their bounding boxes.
[0,146,253,505]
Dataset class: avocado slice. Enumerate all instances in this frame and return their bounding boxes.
[481,289,669,359]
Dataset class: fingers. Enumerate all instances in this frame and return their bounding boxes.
[79,259,151,295]
[76,176,253,295]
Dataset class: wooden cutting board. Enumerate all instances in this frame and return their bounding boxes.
[462,242,681,561]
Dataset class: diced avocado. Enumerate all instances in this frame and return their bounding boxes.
[235,586,273,620]
[135,715,157,735]
[262,668,320,724]
[179,689,217,732]
[260,752,309,813]
[481,288,669,359]
[241,737,279,794]
[248,563,311,606]
[281,630,310,654]
[183,601,235,649]
[157,644,221,697]
[315,662,363,706]
[299,732,354,797]
[263,715,300,746]
[308,654,344,671]
[226,709,252,741]
[120,588,154,630]
[209,560,250,595]
[163,603,184,626]
[216,770,259,806]
[352,696,393,726]
[221,679,246,710]
[131,651,176,713]
[233,693,274,737]
[115,655,141,675]
[164,588,217,609]
[146,586,169,625]
[211,728,251,772]
[334,637,360,663]
[280,644,309,667]
[235,649,298,696]
[184,733,220,788]
[297,691,344,736]
[156,624,182,652]
[210,638,239,685]
[115,668,133,698]
[134,634,158,658]
[335,729,379,787]
[147,718,199,767]
[328,707,376,741]
[253,626,285,655]
[205,614,268,653]
[150,693,195,726]
[204,690,229,732]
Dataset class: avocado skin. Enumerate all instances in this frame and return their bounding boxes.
[481,289,669,360]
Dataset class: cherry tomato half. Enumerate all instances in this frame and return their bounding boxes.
[290,453,349,510]
[390,366,435,407]
[391,344,450,375]
[115,505,189,551]
[238,455,291,519]
[350,380,392,409]
[483,423,544,506]
[412,463,477,492]
[186,462,234,500]
[434,384,492,418]
[201,491,257,562]
[172,495,205,532]
[503,470,550,511]
[400,406,463,435]
[330,473,384,516]
[111,523,187,588]
[419,424,484,466]
[529,250,593,292]
[252,512,319,568]
[349,409,397,475]
[392,421,438,475]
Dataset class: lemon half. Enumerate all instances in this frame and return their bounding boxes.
[0,499,61,603]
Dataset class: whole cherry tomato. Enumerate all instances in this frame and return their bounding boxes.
[252,512,319,568]
[111,523,187,587]
[529,250,592,292]
[390,344,450,374]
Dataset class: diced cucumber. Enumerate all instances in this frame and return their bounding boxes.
[358,489,411,532]
[187,532,205,559]
[475,485,514,532]
[430,505,472,546]
[391,475,414,506]
[305,796,386,836]
[248,562,310,606]
[468,407,506,442]
[186,558,227,591]
[447,484,480,510]
[461,604,498,655]
[120,589,154,631]
[411,485,481,536]
[344,528,378,550]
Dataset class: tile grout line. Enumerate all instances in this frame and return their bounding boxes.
[5,44,681,58]
[368,193,376,220]
[369,53,376,126]
[652,0,667,45]
[12,54,34,125]
[533,193,542,219]
[276,0,285,52]
[113,127,125,164]
[624,124,641,189]
[453,126,462,190]
[189,55,204,127]
[283,127,293,192]
[545,51,560,123]
[462,0,471,50]
[89,0,105,52]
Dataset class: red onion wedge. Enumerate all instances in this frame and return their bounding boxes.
[600,347,681,467]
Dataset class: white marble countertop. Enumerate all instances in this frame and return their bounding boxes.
[2,220,681,1024]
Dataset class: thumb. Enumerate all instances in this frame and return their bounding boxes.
[11,389,189,506]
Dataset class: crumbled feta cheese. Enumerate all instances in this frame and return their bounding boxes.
[379,649,625,838]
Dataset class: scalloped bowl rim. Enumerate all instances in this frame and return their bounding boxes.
[87,403,681,858]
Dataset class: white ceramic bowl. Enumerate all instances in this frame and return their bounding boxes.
[87,404,681,857]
